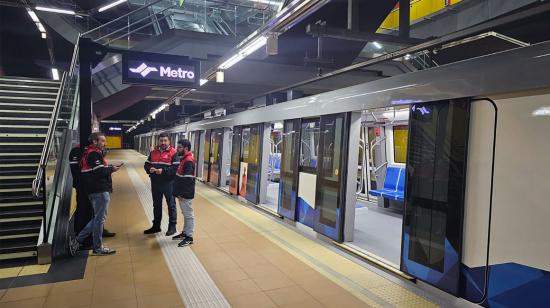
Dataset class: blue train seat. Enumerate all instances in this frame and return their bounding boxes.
[368,167,405,202]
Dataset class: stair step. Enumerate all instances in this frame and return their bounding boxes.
[0,96,56,102]
[0,201,43,208]
[0,99,55,106]
[0,110,52,118]
[0,102,54,111]
[0,250,37,260]
[0,118,52,126]
[0,76,60,84]
[0,208,43,219]
[0,239,38,257]
[0,126,48,134]
[0,90,58,98]
[0,133,47,138]
[0,167,37,175]
[0,84,59,92]
[0,233,40,240]
[0,178,34,187]
[0,216,42,223]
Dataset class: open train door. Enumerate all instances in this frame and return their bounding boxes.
[313,113,350,241]
[278,119,301,220]
[401,99,470,295]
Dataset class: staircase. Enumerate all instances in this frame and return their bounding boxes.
[0,76,60,263]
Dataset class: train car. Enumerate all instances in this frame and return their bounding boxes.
[134,40,550,307]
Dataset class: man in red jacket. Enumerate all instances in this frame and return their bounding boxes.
[143,133,179,235]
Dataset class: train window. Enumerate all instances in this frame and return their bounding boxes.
[393,125,408,163]
[300,119,320,172]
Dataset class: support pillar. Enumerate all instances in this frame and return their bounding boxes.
[399,0,410,38]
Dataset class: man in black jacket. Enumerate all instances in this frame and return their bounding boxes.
[171,139,196,247]
[70,133,119,256]
[143,133,179,235]
[69,144,116,245]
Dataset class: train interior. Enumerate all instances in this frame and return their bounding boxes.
[352,106,410,267]
[264,121,283,212]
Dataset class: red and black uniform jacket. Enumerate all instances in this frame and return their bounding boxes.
[172,151,195,199]
[80,145,113,194]
[68,144,81,188]
[144,145,178,183]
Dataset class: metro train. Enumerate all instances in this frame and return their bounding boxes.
[134,40,550,307]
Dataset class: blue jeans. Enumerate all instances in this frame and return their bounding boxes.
[151,181,177,227]
[77,192,110,251]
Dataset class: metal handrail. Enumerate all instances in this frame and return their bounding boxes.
[32,36,80,198]
[82,0,165,37]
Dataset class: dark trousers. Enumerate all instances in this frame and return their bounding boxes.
[151,181,177,227]
[74,187,93,246]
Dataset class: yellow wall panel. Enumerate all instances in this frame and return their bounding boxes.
[106,135,122,149]
[379,0,463,31]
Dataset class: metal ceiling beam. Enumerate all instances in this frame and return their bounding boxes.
[305,24,424,45]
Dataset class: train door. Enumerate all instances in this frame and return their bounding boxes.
[313,113,350,241]
[401,99,470,295]
[244,124,263,204]
[209,128,223,186]
[203,130,211,182]
[278,119,300,220]
[350,108,409,267]
[264,122,283,212]
[229,126,242,195]
[296,118,320,227]
[194,131,204,180]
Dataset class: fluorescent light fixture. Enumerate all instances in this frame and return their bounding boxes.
[373,41,382,49]
[219,54,243,70]
[240,36,267,56]
[98,0,127,12]
[41,32,47,39]
[37,23,46,33]
[404,54,412,60]
[51,68,59,80]
[218,36,266,70]
[27,10,40,22]
[36,6,75,15]
[200,79,208,86]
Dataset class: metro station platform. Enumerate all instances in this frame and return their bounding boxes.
[0,150,461,308]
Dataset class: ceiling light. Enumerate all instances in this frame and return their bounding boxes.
[98,0,127,13]
[41,32,47,39]
[218,36,266,70]
[27,10,40,22]
[404,54,412,60]
[373,41,382,49]
[219,54,243,70]
[216,71,224,83]
[51,68,59,80]
[37,23,46,33]
[200,79,208,86]
[240,36,267,56]
[36,6,76,15]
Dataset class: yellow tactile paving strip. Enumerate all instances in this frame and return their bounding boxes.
[0,150,183,308]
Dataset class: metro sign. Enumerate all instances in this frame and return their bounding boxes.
[122,52,200,88]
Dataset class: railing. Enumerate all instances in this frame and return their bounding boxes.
[32,35,81,245]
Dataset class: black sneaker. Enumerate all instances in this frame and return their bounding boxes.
[144,226,161,234]
[166,224,176,236]
[178,236,193,247]
[103,229,116,237]
[69,235,80,257]
[172,232,186,240]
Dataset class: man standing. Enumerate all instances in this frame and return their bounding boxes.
[69,144,116,246]
[143,133,178,235]
[172,139,196,246]
[70,132,119,256]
